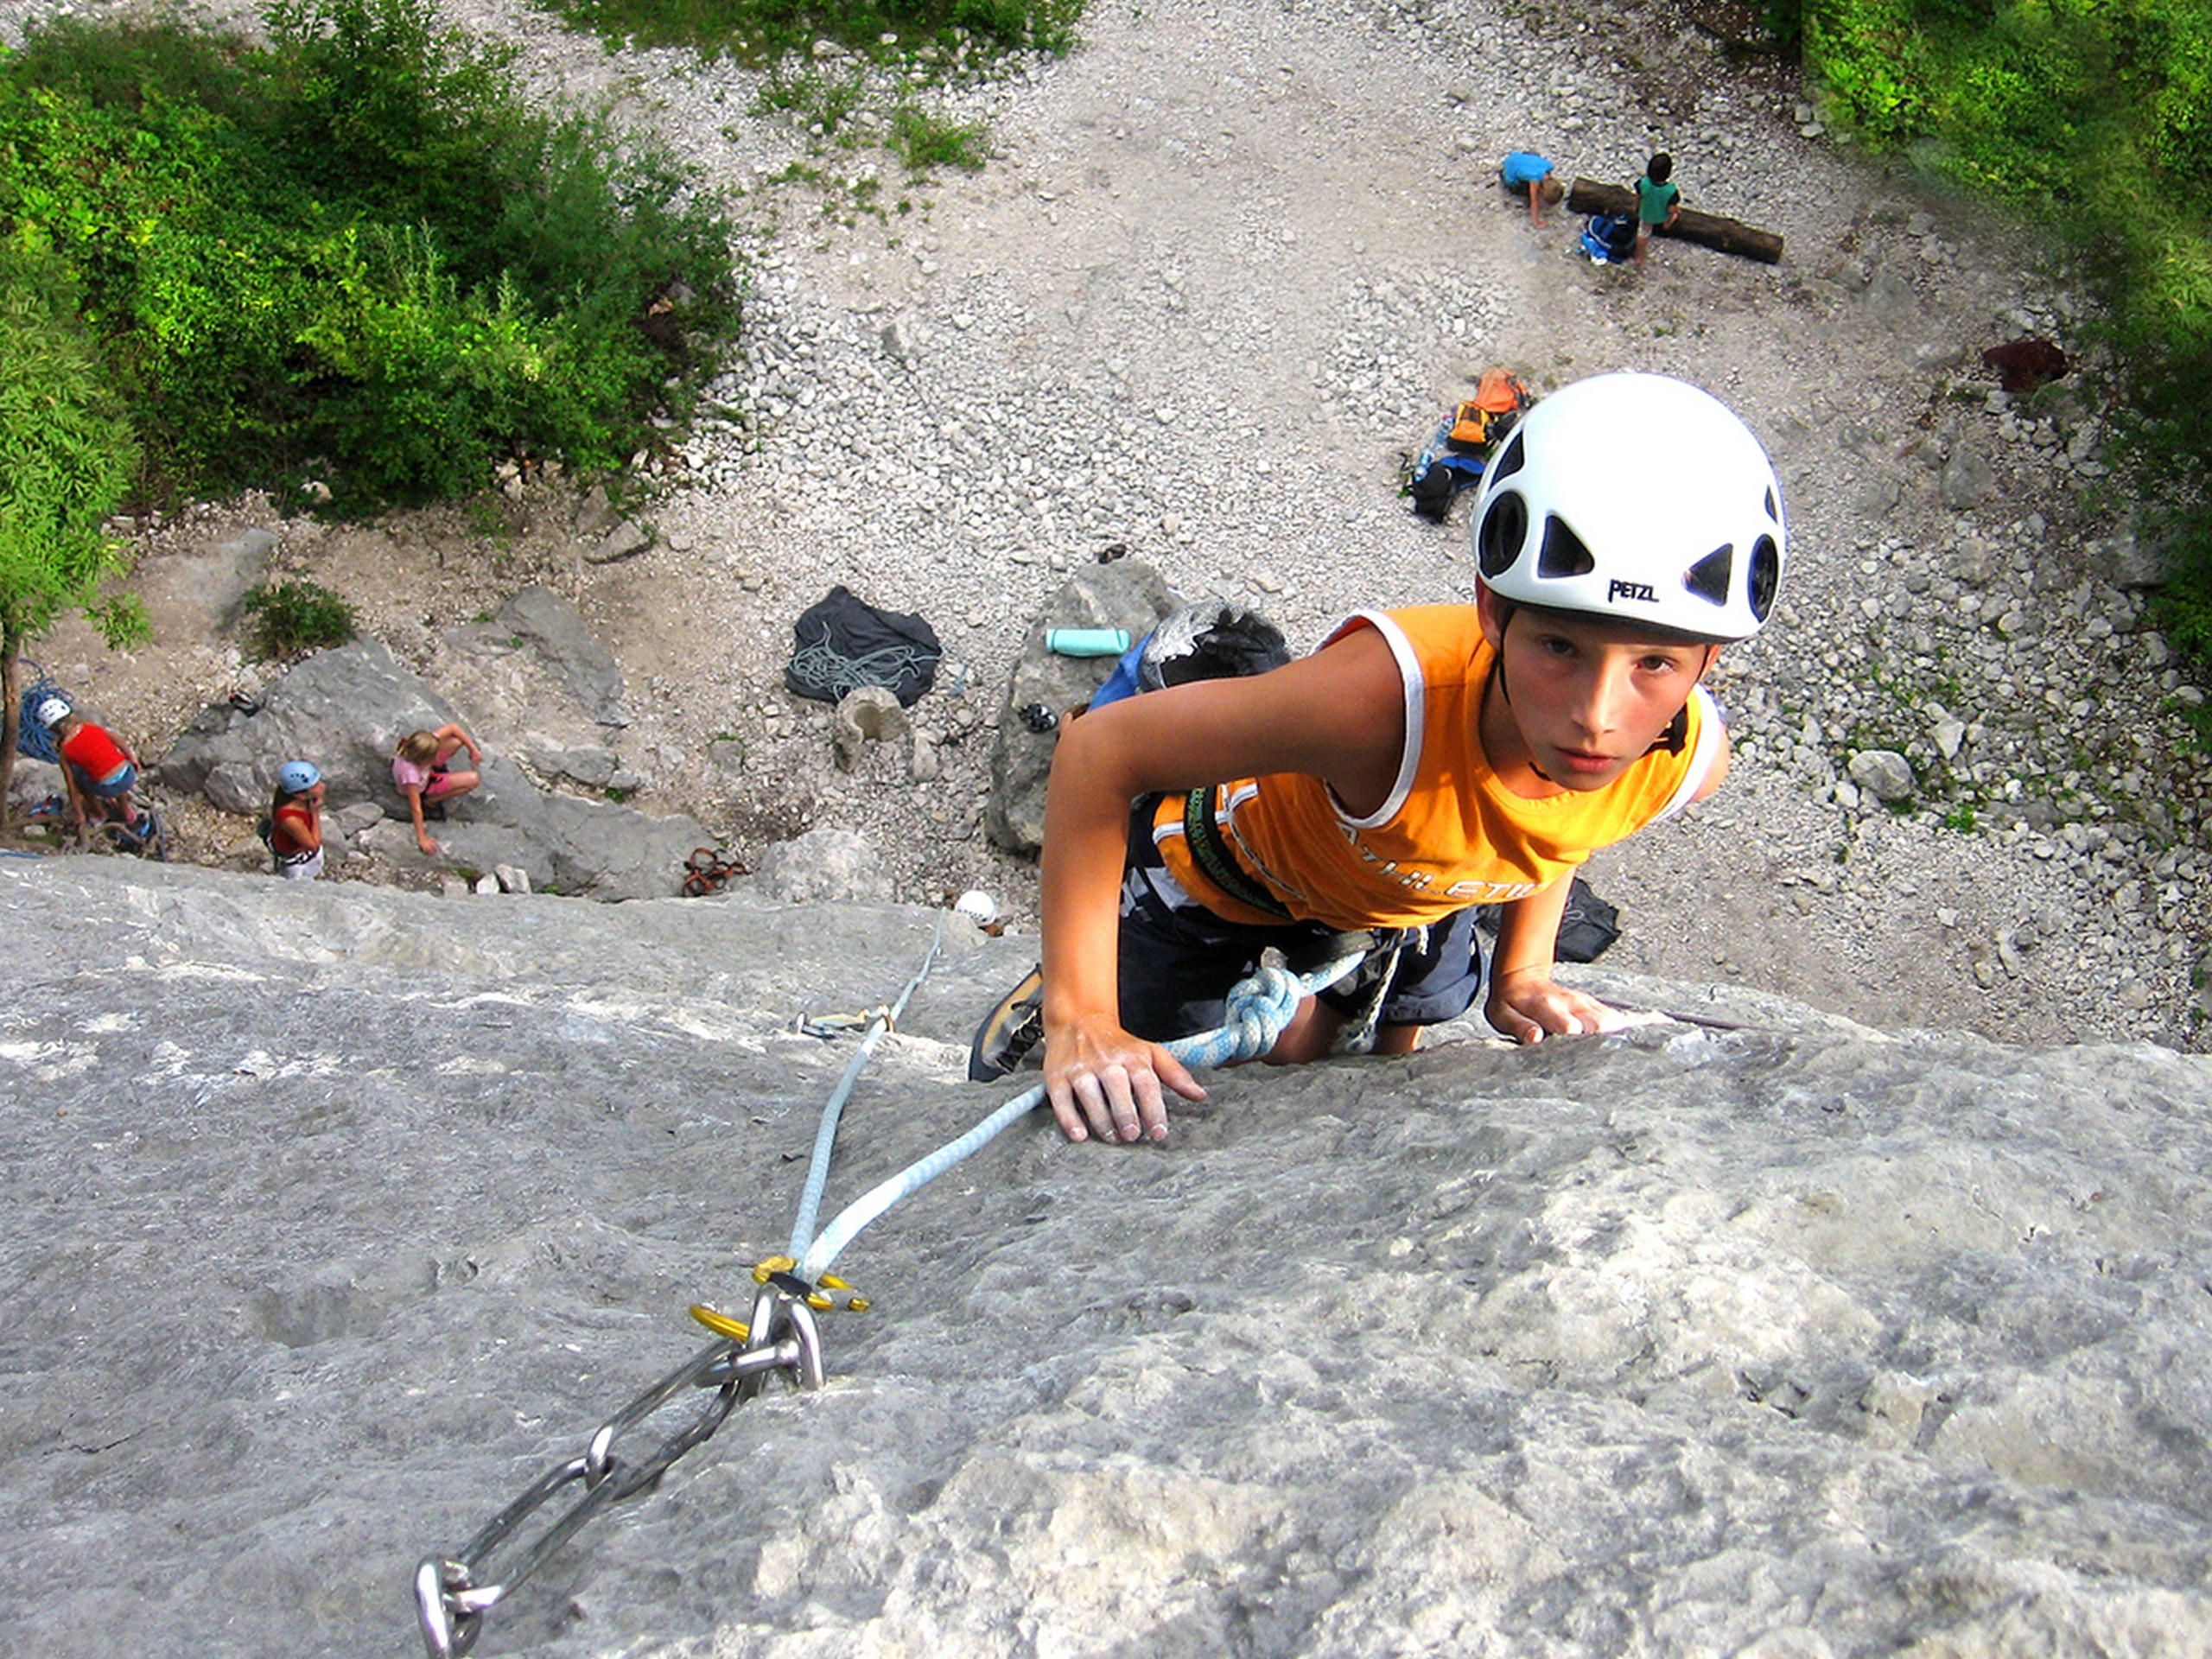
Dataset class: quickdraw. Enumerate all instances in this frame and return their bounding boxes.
[414,1277,825,1659]
[415,918,1359,1658]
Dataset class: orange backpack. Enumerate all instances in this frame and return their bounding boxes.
[1446,368,1533,449]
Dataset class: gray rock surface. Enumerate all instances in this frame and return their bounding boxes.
[3,860,2208,1659]
[442,584,630,729]
[156,637,454,815]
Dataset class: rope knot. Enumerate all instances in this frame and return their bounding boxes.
[1213,963,1305,1063]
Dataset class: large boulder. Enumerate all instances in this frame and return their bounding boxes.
[354,754,713,900]
[156,638,452,815]
[434,583,629,730]
[984,557,1183,856]
[157,639,708,900]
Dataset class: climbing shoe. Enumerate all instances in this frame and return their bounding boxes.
[968,964,1046,1082]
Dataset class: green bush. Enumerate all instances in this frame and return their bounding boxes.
[242,579,358,658]
[0,0,740,511]
[1807,0,2212,673]
[888,105,990,171]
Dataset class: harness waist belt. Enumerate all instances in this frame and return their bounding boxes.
[1180,788,1294,922]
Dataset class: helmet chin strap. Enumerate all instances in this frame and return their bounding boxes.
[1487,658,1560,783]
[1490,632,1689,780]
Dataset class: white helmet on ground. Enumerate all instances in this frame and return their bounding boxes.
[35,696,72,728]
[1471,372,1785,641]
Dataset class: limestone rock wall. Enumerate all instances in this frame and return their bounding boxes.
[1,859,2208,1658]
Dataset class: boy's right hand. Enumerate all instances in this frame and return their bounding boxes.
[1044,1014,1205,1146]
[417,833,439,856]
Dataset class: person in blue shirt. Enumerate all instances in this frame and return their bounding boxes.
[1500,151,1565,227]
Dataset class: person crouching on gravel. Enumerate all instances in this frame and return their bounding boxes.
[969,373,1785,1146]
[1500,150,1567,227]
[39,696,156,847]
[268,760,327,880]
[391,722,482,856]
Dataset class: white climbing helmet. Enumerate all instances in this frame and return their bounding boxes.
[35,696,72,728]
[1471,372,1785,641]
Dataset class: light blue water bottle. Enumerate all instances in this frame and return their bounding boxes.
[1046,628,1132,658]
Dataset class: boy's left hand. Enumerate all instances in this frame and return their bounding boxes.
[1485,968,1624,1044]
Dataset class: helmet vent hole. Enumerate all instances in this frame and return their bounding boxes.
[1477,493,1526,578]
[1747,535,1780,620]
[1536,516,1594,580]
[1764,486,1778,522]
[1684,545,1733,607]
[1490,429,1526,484]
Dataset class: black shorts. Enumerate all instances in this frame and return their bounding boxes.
[1117,800,1485,1043]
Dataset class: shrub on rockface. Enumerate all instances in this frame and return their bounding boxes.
[0,0,740,511]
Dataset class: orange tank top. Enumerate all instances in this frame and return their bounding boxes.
[1151,607,1721,930]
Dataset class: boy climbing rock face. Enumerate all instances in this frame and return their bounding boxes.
[988,372,1785,1146]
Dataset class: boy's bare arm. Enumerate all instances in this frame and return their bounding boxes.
[1484,875,1624,1042]
[1039,630,1407,1142]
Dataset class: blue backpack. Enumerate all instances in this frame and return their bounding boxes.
[1581,214,1637,264]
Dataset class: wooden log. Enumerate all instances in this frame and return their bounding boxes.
[1565,178,1785,264]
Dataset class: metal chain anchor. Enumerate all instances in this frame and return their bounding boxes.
[414,1278,825,1659]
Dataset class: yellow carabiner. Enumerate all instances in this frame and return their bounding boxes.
[688,1303,751,1343]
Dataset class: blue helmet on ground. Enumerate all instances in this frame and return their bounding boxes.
[279,760,321,794]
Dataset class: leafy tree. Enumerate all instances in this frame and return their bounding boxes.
[0,245,143,824]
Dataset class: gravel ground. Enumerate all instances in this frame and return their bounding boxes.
[8,0,2209,1049]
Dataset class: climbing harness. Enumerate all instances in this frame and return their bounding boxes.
[414,918,1360,1658]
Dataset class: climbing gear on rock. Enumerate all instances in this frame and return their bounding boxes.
[416,917,1361,1658]
[680,845,746,897]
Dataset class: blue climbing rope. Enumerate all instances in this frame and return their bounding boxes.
[785,912,947,1262]
[415,931,1366,1658]
[15,663,65,764]
[794,953,1362,1283]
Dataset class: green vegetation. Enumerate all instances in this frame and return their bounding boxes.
[1802,0,2212,667]
[887,104,992,171]
[544,0,1061,214]
[242,579,359,658]
[0,0,740,512]
[0,245,143,822]
[538,0,1077,67]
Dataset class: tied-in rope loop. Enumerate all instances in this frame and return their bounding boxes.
[1173,962,1306,1071]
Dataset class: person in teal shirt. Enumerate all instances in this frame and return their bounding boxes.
[1500,151,1564,226]
[1633,153,1681,268]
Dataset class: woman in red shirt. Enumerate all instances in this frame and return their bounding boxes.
[40,697,154,844]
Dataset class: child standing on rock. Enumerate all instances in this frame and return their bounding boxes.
[39,696,157,848]
[268,760,327,880]
[968,373,1785,1145]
